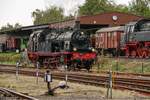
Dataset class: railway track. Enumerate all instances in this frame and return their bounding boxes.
[103,56,150,62]
[0,87,38,100]
[0,66,150,95]
[0,64,150,78]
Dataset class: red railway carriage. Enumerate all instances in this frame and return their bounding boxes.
[95,26,124,56]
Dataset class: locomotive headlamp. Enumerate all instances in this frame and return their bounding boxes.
[73,48,77,51]
[81,32,84,35]
[92,48,95,52]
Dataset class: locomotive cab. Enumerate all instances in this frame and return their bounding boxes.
[124,19,150,43]
[124,22,136,43]
[120,22,135,49]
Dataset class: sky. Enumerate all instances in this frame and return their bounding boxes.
[0,0,131,28]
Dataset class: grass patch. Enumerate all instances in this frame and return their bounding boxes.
[0,52,21,64]
[93,57,150,74]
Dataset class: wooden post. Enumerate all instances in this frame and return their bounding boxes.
[116,59,119,71]
[106,70,112,99]
[141,62,144,74]
[110,70,112,99]
[97,62,100,73]
[106,83,109,98]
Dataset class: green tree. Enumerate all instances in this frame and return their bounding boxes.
[78,0,115,16]
[113,4,129,13]
[0,23,21,31]
[129,0,150,17]
[78,0,150,17]
[32,9,43,25]
[32,6,65,25]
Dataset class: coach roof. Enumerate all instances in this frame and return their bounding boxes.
[96,26,124,33]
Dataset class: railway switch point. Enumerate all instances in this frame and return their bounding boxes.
[58,81,67,89]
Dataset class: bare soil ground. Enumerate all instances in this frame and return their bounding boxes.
[0,73,149,100]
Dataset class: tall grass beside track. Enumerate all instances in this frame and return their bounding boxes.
[93,57,150,74]
[0,52,20,65]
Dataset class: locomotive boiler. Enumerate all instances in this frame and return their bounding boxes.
[27,22,96,71]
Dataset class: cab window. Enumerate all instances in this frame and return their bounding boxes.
[140,21,150,31]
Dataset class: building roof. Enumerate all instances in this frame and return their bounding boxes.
[21,24,49,31]
[78,12,143,26]
[0,12,144,35]
[96,26,124,33]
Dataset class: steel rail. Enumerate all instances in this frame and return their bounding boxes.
[0,87,38,100]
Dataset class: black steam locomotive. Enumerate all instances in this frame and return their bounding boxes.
[27,21,96,70]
